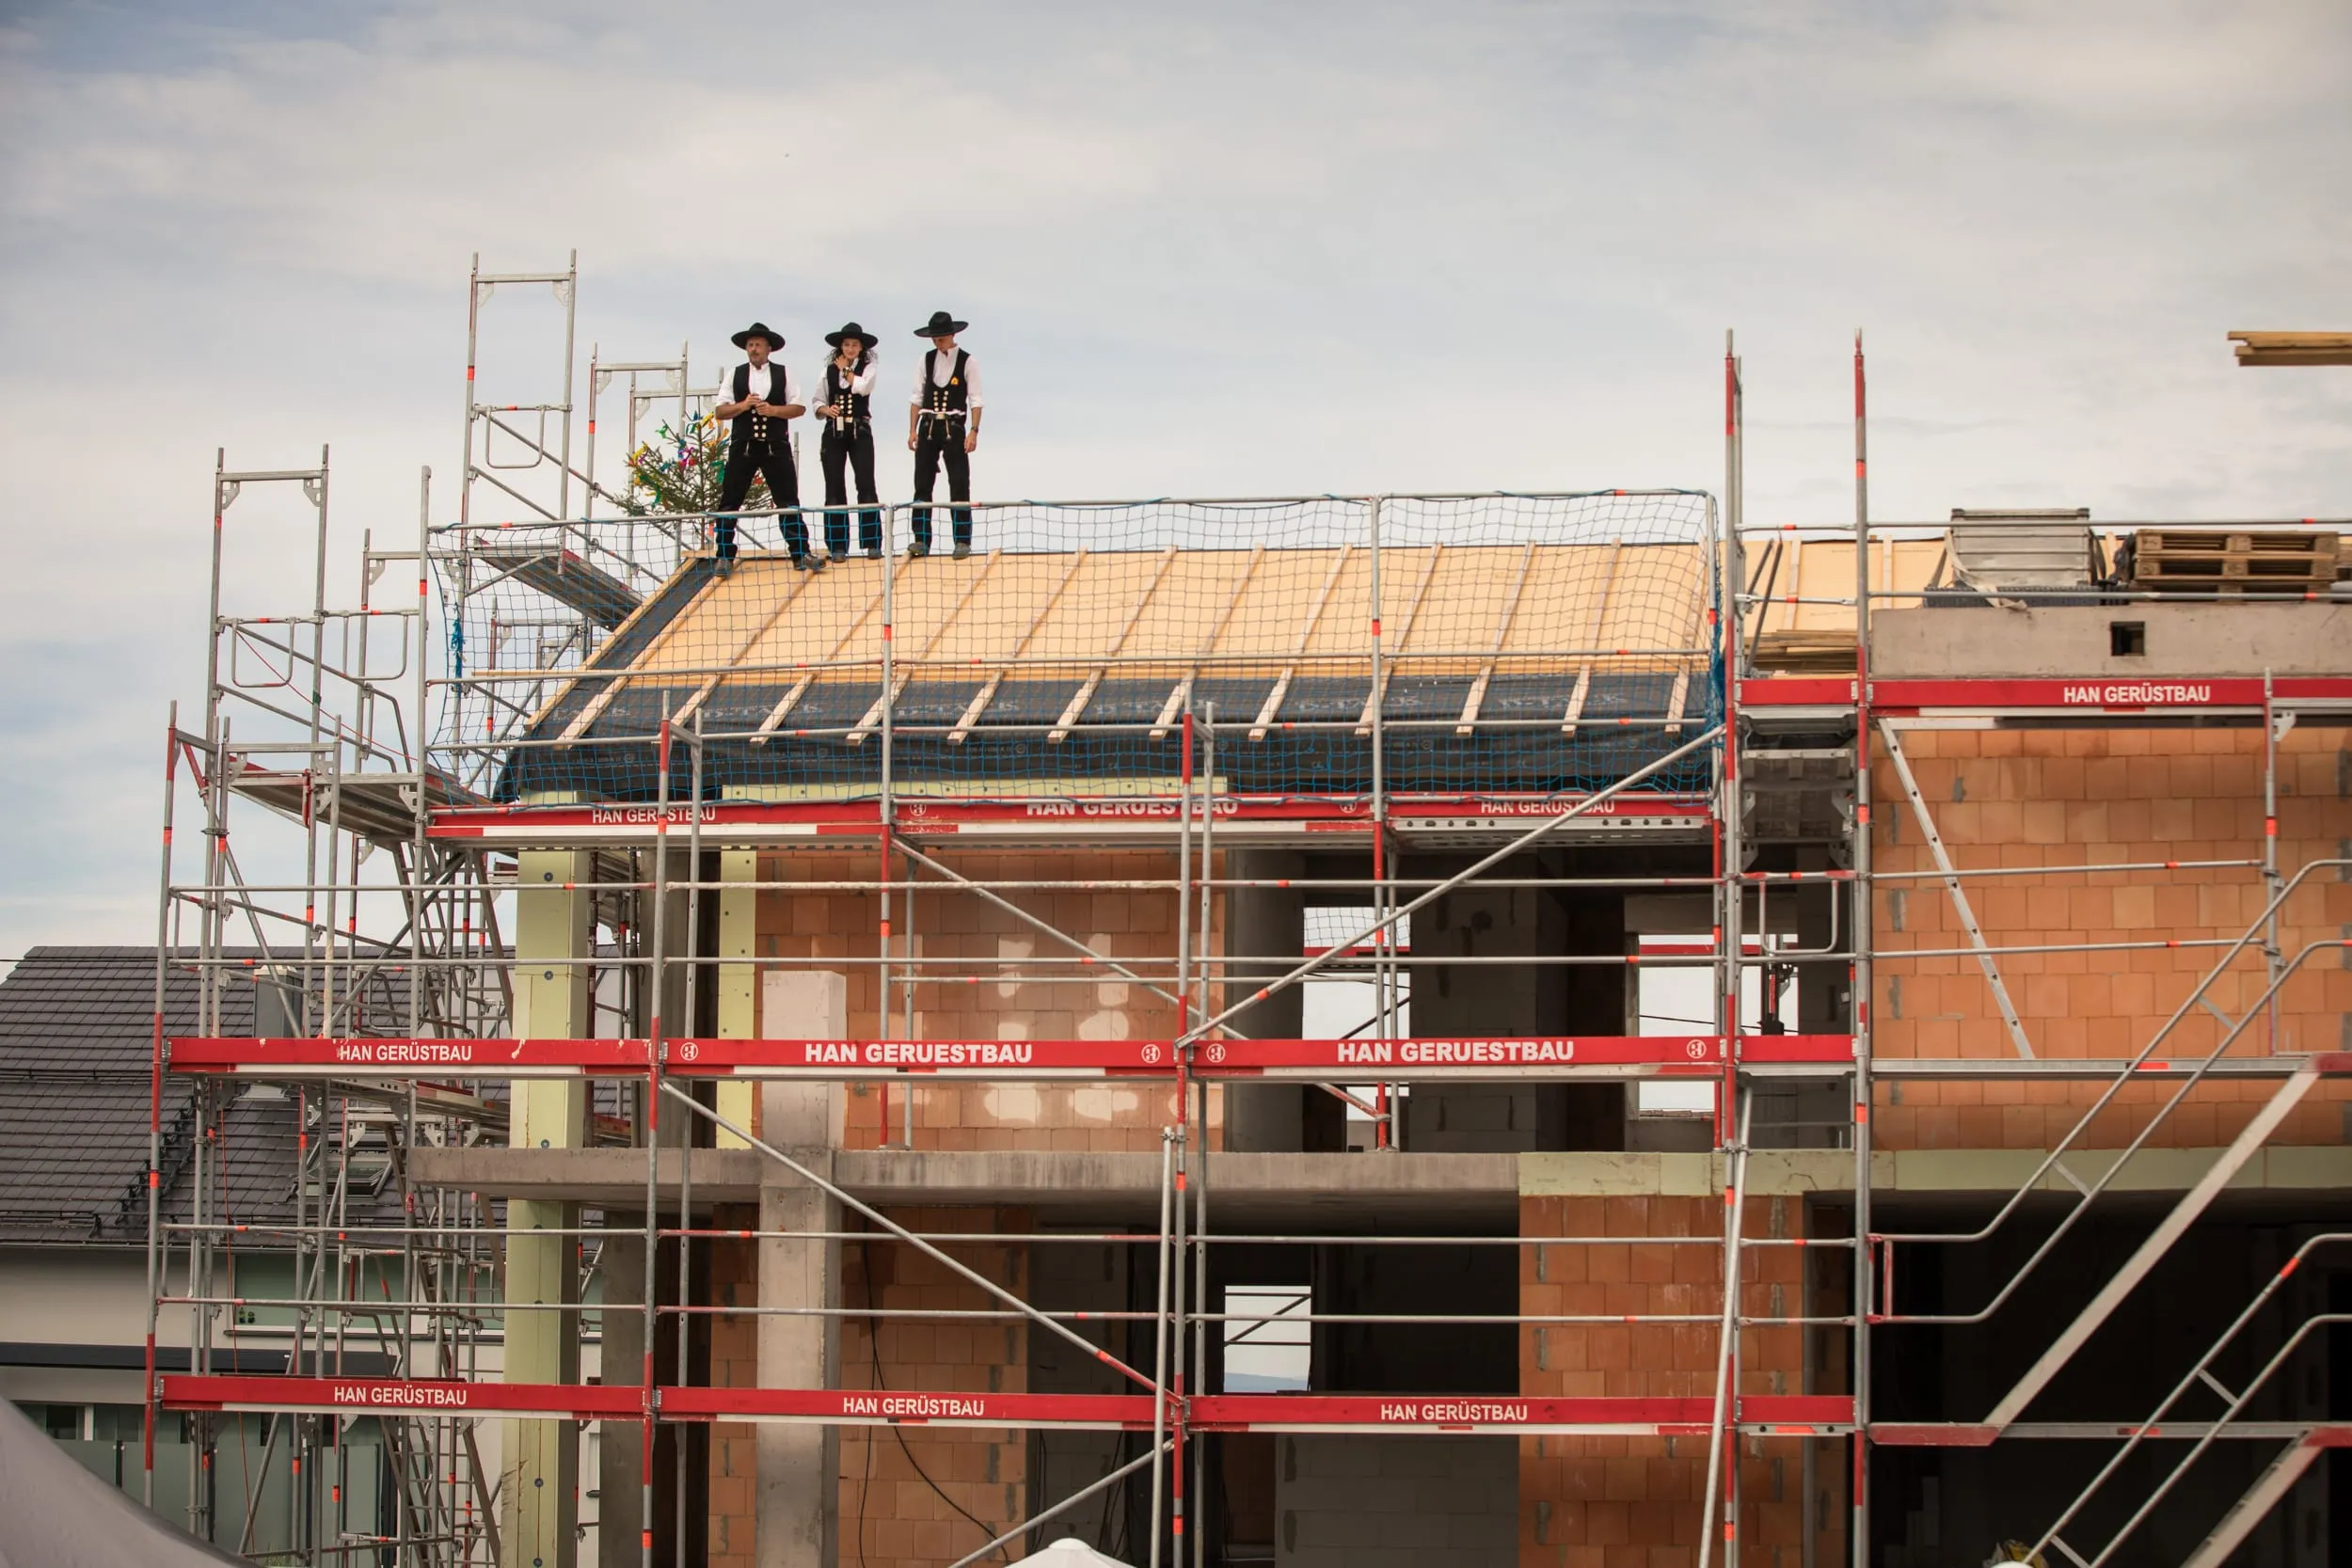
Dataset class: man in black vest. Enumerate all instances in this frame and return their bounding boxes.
[812,322,883,562]
[713,322,811,571]
[905,310,983,559]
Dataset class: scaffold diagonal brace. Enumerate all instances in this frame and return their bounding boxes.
[1879,720,2035,1058]
[660,1082,1168,1397]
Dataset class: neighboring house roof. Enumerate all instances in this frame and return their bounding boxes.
[0,948,408,1245]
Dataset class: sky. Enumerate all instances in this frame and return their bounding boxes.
[0,0,2346,964]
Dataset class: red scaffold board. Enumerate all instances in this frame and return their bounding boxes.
[162,1375,640,1422]
[1742,675,2352,713]
[167,1034,1855,1080]
[1189,1392,1852,1435]
[161,1377,1855,1434]
[423,793,1716,844]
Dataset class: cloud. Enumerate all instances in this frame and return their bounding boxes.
[0,0,2345,954]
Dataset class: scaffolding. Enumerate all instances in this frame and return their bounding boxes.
[132,268,2352,1566]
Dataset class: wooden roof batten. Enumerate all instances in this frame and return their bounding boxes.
[751,578,888,743]
[1250,543,1355,742]
[1454,542,1541,736]
[543,567,730,743]
[669,566,820,729]
[1556,539,1625,736]
[1049,546,1179,744]
[1356,545,1444,736]
[541,540,1716,748]
[849,549,1003,745]
[1151,543,1267,740]
[946,549,1089,744]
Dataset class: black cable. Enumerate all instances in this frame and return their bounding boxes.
[855,1244,874,1568]
[862,1239,1006,1561]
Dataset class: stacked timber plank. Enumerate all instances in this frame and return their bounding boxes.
[2228,330,2352,367]
[1741,534,1949,673]
[2124,530,2340,596]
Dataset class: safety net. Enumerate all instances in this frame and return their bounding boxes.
[430,492,1718,805]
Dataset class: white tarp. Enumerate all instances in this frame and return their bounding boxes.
[0,1398,249,1567]
[1024,1538,1137,1568]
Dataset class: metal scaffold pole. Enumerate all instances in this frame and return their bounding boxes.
[1149,1127,1175,1568]
[1712,329,1747,1566]
[143,705,180,1511]
[641,716,674,1568]
[1849,329,1874,1568]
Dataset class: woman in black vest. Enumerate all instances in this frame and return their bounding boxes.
[905,310,983,559]
[813,323,883,561]
[713,322,811,571]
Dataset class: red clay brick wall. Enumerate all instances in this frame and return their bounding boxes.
[705,1208,759,1568]
[1518,1195,1817,1567]
[836,1207,1031,1566]
[755,848,1218,1152]
[1869,726,2352,1149]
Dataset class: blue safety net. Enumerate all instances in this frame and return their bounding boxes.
[430,493,1720,807]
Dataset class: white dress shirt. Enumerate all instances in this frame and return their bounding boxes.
[723,361,799,412]
[816,352,882,412]
[909,347,984,410]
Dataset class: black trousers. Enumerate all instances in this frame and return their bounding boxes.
[819,422,882,556]
[911,420,972,550]
[715,438,804,562]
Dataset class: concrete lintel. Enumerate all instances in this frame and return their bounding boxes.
[1519,1150,1853,1198]
[1870,601,2352,681]
[415,1146,765,1208]
[414,1146,1521,1222]
[421,1142,2352,1214]
[1518,1146,2352,1199]
[832,1148,1520,1222]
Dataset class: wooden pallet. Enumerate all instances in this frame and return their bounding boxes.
[2128,530,2339,594]
[1751,628,1855,673]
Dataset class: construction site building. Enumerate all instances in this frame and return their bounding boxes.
[108,264,2352,1567]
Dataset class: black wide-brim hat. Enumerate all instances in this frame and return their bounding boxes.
[731,321,785,349]
[825,322,873,349]
[914,310,969,338]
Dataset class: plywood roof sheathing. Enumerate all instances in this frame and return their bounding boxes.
[552,570,729,743]
[1250,543,1354,742]
[750,578,887,744]
[849,550,1003,745]
[1049,546,1179,744]
[1454,542,1539,736]
[1152,543,1266,739]
[1356,545,1444,736]
[946,550,1089,745]
[1742,535,1947,671]
[668,564,821,729]
[531,562,723,737]
[1662,547,1706,736]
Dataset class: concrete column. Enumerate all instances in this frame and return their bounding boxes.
[716,847,760,1148]
[755,971,845,1567]
[1406,861,1626,1151]
[508,847,590,1568]
[1777,868,1851,1148]
[1223,849,1308,1151]
[1792,866,1847,1035]
[594,1229,644,1568]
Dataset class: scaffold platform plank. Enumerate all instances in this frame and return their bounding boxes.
[165,1033,1855,1080]
[473,546,642,629]
[229,761,477,847]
